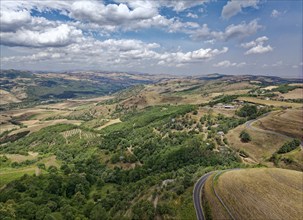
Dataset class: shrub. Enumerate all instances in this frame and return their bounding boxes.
[240,131,251,143]
[236,105,257,118]
[277,139,301,154]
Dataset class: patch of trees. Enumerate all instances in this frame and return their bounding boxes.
[277,139,301,154]
[0,130,30,144]
[0,104,245,219]
[272,84,300,94]
[236,104,270,119]
[239,131,251,143]
[208,95,239,106]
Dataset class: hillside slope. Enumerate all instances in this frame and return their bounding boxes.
[207,168,303,220]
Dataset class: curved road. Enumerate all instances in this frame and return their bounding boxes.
[193,111,302,220]
[193,172,213,220]
[245,112,291,140]
[245,111,303,147]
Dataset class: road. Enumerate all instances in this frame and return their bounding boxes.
[193,112,302,220]
[245,112,303,147]
[245,112,291,139]
[193,172,213,220]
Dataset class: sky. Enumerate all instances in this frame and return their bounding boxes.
[0,0,302,78]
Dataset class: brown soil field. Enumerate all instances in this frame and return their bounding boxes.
[255,109,303,139]
[289,83,303,87]
[238,97,303,108]
[281,88,303,99]
[215,168,303,220]
[226,124,288,162]
[10,119,82,135]
[0,89,20,105]
[263,85,278,90]
[97,118,121,130]
[211,89,251,98]
[0,124,19,133]
[220,82,256,91]
[1,152,38,163]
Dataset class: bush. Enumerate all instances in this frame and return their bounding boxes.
[236,105,257,118]
[240,131,251,143]
[132,201,155,220]
[277,139,301,154]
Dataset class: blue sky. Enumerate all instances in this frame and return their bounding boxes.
[0,0,302,78]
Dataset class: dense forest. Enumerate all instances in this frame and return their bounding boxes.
[0,104,254,219]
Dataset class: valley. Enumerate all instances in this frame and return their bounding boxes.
[0,70,302,219]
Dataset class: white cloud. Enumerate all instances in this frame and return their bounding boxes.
[0,24,83,47]
[69,1,158,25]
[213,60,246,68]
[1,37,228,68]
[0,9,31,32]
[204,39,215,44]
[121,0,208,12]
[161,0,207,12]
[222,0,260,19]
[241,36,273,55]
[192,20,262,41]
[263,61,283,68]
[245,45,273,55]
[0,0,202,40]
[241,36,268,48]
[271,9,281,18]
[187,12,198,19]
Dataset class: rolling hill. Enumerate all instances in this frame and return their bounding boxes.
[203,168,303,220]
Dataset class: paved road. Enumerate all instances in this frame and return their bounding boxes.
[245,112,303,147]
[245,112,291,139]
[193,172,213,220]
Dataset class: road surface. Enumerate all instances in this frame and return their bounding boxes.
[193,172,213,220]
[245,112,303,147]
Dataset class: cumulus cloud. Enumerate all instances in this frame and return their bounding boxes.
[187,12,198,19]
[192,19,262,41]
[1,37,228,68]
[0,0,202,39]
[161,0,208,12]
[69,1,158,25]
[0,9,31,32]
[222,0,260,19]
[0,24,83,47]
[115,0,208,12]
[271,9,280,18]
[241,36,273,55]
[158,47,228,66]
[213,60,246,68]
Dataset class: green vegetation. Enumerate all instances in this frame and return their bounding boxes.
[0,70,152,110]
[208,95,239,106]
[277,139,301,154]
[0,131,30,144]
[236,104,270,119]
[272,84,300,94]
[1,73,301,219]
[240,131,251,143]
[0,104,244,219]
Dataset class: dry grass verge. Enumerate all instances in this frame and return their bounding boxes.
[203,173,231,220]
